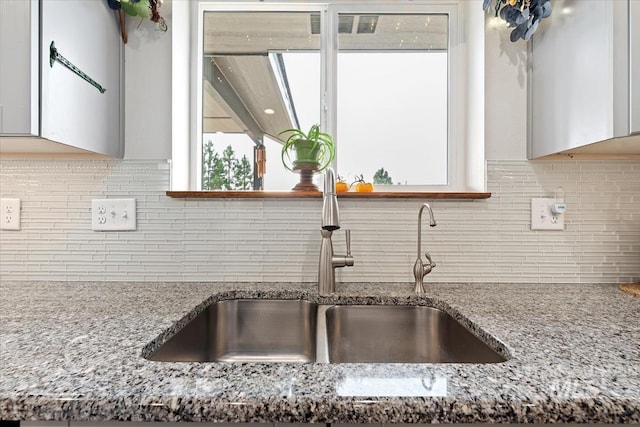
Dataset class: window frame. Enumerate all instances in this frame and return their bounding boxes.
[328,3,463,191]
[186,0,471,192]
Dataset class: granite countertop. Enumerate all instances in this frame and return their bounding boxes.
[0,281,639,423]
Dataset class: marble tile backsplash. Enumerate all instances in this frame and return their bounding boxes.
[0,159,638,283]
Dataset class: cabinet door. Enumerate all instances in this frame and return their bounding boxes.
[528,0,615,158]
[0,0,38,135]
[40,0,123,157]
[632,0,640,134]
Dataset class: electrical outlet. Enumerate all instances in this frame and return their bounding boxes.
[531,197,565,230]
[0,198,21,230]
[91,198,136,231]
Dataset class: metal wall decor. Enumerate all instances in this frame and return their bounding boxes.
[49,41,106,94]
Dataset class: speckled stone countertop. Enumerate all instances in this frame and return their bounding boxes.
[0,281,639,423]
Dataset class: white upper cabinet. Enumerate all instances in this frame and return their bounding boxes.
[632,0,640,135]
[528,0,639,158]
[0,0,37,135]
[0,0,123,158]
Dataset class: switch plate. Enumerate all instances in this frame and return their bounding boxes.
[0,198,21,230]
[91,198,136,231]
[531,197,565,230]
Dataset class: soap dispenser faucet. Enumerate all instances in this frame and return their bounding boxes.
[413,203,437,293]
[318,167,354,295]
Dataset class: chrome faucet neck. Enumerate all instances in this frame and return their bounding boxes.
[417,203,436,259]
[319,168,354,294]
[414,203,437,294]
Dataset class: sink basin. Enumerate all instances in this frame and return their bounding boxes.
[148,299,318,362]
[147,299,507,364]
[324,305,506,363]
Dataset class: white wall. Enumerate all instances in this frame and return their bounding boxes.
[484,16,529,160]
[123,4,530,161]
[122,0,172,160]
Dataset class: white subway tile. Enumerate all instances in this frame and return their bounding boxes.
[1,159,639,283]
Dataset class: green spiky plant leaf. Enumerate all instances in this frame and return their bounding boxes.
[278,124,336,172]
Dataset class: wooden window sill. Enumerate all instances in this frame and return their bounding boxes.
[166,191,491,199]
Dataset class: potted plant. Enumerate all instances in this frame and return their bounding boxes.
[279,124,336,172]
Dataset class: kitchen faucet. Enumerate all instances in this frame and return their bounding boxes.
[413,203,437,293]
[318,167,354,295]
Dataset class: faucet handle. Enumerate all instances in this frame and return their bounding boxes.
[342,229,354,267]
[424,252,436,268]
[345,229,352,256]
[422,252,436,275]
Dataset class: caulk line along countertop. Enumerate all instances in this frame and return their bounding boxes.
[0,281,638,423]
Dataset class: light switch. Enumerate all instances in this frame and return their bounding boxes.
[91,198,136,231]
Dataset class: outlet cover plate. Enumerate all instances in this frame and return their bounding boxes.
[0,198,21,230]
[531,197,564,230]
[92,198,136,231]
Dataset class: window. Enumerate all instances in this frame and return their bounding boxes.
[182,1,477,192]
[199,9,320,190]
[335,12,451,188]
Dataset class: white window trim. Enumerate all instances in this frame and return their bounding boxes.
[172,0,483,192]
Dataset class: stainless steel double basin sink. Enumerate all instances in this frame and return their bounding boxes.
[147,299,507,364]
